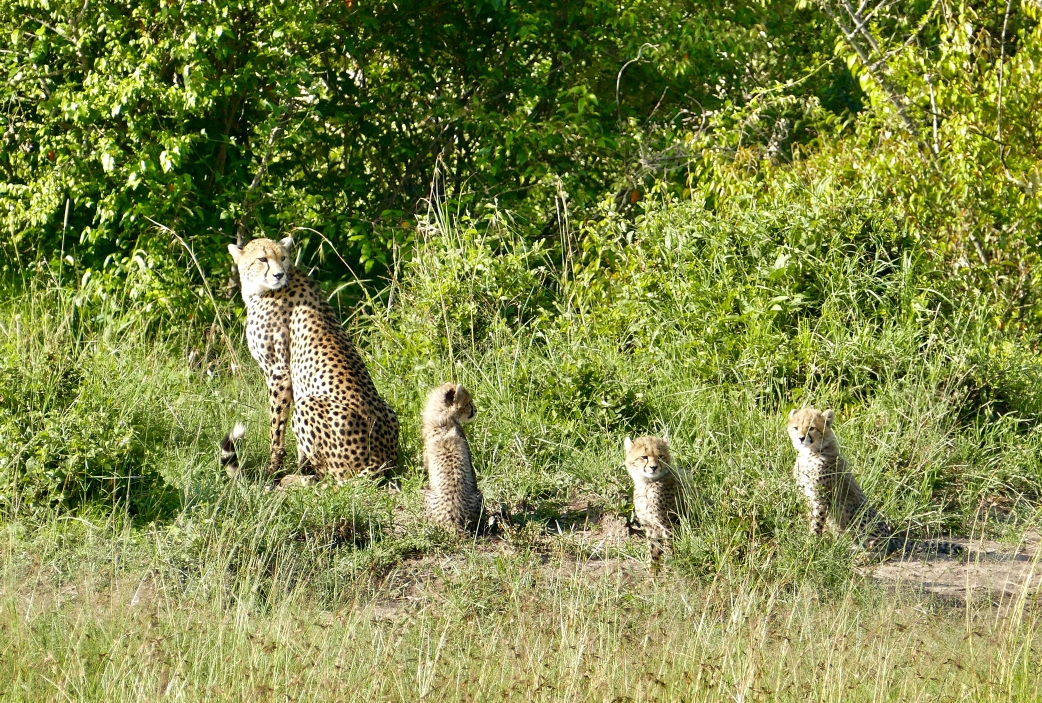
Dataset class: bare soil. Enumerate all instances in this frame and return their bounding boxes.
[869,531,1042,606]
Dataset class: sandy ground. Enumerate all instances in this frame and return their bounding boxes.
[869,531,1042,606]
[383,494,1042,610]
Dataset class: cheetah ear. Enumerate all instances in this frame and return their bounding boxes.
[823,409,835,427]
[278,236,295,254]
[443,385,457,405]
[661,428,669,444]
[624,436,633,452]
[227,243,243,263]
[788,409,796,420]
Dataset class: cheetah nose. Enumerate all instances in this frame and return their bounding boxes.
[273,272,284,280]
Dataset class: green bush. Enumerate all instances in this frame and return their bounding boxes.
[1,0,848,282]
[0,281,185,518]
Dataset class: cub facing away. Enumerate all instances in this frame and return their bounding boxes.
[625,435,681,546]
[786,407,894,551]
[422,383,484,533]
[225,237,399,481]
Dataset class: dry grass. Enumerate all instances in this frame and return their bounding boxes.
[1,523,1040,702]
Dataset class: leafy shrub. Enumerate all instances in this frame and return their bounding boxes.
[1,0,846,283]
[0,284,180,519]
[392,211,557,353]
[0,395,156,515]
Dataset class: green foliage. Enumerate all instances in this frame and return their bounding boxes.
[0,277,204,518]
[679,2,1042,327]
[0,0,855,282]
[7,77,1042,578]
[379,179,1042,549]
[4,3,1042,694]
[394,207,557,350]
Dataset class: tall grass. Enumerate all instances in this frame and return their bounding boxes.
[1,523,1039,701]
[1,186,1041,699]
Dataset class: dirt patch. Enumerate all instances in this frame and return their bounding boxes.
[871,531,1042,606]
[365,512,652,622]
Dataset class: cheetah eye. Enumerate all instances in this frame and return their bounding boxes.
[258,257,268,263]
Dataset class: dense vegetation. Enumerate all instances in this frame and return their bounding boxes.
[2,0,1042,699]
[0,0,856,275]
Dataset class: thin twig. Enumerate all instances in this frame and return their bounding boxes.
[839,0,881,52]
[235,102,296,246]
[926,73,939,154]
[616,43,658,125]
[996,0,1014,154]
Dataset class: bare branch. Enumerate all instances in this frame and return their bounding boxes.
[235,102,296,246]
[818,1,920,139]
[616,43,658,125]
[840,0,883,52]
[996,0,1014,151]
[926,72,939,154]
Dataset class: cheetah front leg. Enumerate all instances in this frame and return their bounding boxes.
[808,498,827,537]
[265,366,293,475]
[795,469,827,536]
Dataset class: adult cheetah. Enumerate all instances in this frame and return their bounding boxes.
[224,237,399,480]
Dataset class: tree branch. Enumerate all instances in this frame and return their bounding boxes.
[996,0,1014,152]
[235,102,295,246]
[818,1,920,139]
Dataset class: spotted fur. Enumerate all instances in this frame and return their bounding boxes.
[225,237,399,480]
[421,383,484,533]
[625,435,680,554]
[787,407,893,549]
[787,408,965,557]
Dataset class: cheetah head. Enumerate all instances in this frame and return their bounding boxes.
[624,435,671,483]
[228,237,295,299]
[786,407,836,454]
[422,383,476,427]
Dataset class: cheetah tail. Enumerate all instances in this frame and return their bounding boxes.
[220,423,246,478]
[881,534,965,559]
[909,539,965,558]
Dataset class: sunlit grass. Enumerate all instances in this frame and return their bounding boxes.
[1,523,1039,701]
[2,192,1042,699]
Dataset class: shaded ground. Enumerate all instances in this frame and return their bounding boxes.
[870,531,1042,607]
[371,495,1042,622]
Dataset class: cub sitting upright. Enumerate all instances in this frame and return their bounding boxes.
[786,407,893,551]
[421,383,484,533]
[625,435,681,555]
[226,237,399,479]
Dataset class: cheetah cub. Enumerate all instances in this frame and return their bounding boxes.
[422,383,484,533]
[787,408,894,552]
[625,435,680,551]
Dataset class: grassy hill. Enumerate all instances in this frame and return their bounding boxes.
[1,183,1040,699]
